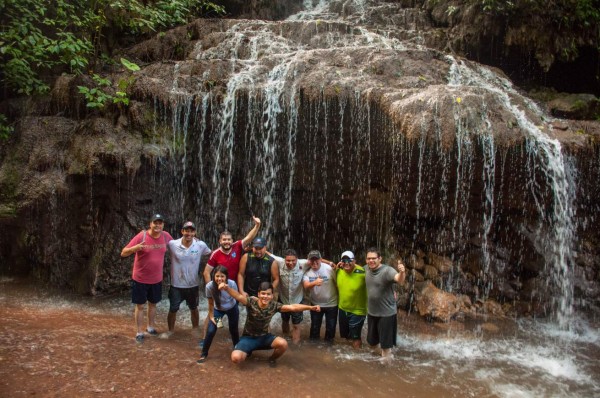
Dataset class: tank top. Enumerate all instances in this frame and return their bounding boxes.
[244,253,274,297]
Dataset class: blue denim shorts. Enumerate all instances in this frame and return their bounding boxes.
[234,334,277,354]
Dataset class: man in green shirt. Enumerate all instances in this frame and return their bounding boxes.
[335,250,368,349]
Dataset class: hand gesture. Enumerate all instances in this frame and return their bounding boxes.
[252,215,261,225]
[314,276,323,286]
[312,305,321,312]
[397,259,405,273]
[218,282,228,290]
[136,241,146,252]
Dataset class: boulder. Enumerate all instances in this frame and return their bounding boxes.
[414,281,461,322]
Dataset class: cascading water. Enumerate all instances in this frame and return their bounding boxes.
[145,1,579,326]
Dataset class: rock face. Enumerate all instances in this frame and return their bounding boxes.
[0,1,599,322]
[414,281,462,322]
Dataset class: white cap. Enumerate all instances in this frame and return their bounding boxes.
[341,250,355,260]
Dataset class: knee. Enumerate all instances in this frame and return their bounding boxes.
[273,337,288,351]
[231,351,246,364]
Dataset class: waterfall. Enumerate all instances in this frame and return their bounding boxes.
[448,58,576,326]
[147,1,579,323]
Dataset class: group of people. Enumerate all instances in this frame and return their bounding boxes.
[121,213,406,366]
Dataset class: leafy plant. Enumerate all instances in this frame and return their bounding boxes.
[77,58,139,108]
[0,114,13,139]
[0,0,224,97]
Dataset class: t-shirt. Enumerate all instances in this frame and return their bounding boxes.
[207,240,244,281]
[336,265,368,316]
[205,279,238,311]
[365,264,398,317]
[168,238,211,288]
[125,230,173,284]
[303,263,338,307]
[242,297,283,336]
[272,255,308,305]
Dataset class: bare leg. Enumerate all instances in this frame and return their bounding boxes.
[191,308,199,329]
[135,303,146,334]
[281,318,290,335]
[147,302,157,330]
[269,337,288,362]
[381,348,393,364]
[291,324,301,345]
[167,311,177,332]
[231,350,247,364]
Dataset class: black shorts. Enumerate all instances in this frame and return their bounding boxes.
[281,310,304,325]
[168,286,199,312]
[367,314,397,349]
[131,280,162,304]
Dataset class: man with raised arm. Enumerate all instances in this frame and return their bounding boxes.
[219,281,320,367]
[203,216,261,285]
[199,216,261,346]
[364,248,406,362]
[121,213,173,343]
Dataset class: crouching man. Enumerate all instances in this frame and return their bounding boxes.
[218,281,320,367]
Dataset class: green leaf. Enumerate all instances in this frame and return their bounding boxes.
[120,58,140,72]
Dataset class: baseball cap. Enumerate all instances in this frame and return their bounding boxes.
[341,250,355,260]
[307,250,322,259]
[252,237,267,248]
[151,213,164,222]
[181,221,196,230]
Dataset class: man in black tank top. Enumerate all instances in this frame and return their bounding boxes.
[238,237,279,298]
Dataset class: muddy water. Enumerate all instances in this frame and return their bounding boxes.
[1,278,598,397]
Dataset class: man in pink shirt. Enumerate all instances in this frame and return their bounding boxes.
[121,214,173,343]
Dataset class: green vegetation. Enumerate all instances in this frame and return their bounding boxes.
[0,0,225,137]
[77,58,139,108]
[473,0,600,65]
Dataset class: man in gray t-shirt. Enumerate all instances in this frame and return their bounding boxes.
[364,248,406,361]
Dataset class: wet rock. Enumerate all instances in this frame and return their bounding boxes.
[548,93,599,120]
[428,253,452,274]
[423,265,439,280]
[480,322,500,333]
[414,281,461,322]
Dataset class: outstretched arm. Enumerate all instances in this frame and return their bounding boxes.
[219,282,248,306]
[241,216,261,248]
[281,304,320,313]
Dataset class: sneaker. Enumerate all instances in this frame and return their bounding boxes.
[268,359,277,368]
[196,355,207,364]
[135,334,144,343]
[147,328,158,336]
[216,318,224,328]
[159,331,173,339]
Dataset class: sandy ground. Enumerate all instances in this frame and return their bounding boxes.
[0,280,431,398]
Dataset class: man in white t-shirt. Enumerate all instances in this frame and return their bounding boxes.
[164,221,211,337]
[303,250,338,343]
